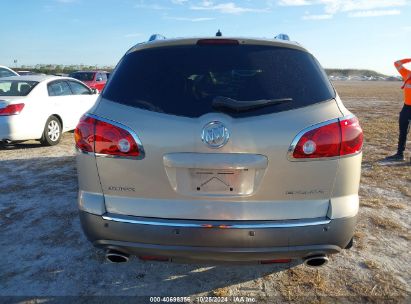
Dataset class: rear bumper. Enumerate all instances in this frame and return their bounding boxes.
[0,115,39,141]
[0,116,14,141]
[80,211,357,262]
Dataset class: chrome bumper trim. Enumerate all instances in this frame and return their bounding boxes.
[102,214,331,229]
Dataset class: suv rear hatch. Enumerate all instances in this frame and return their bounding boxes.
[90,40,343,221]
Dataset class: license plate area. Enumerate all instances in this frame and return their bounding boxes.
[187,168,255,196]
[163,153,268,197]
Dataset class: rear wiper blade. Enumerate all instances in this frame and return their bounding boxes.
[212,96,292,112]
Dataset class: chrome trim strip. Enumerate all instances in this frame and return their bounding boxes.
[75,146,94,156]
[83,113,145,160]
[163,153,268,169]
[102,214,331,229]
[287,114,360,162]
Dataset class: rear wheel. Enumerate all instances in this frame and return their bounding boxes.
[40,116,62,146]
[344,237,354,249]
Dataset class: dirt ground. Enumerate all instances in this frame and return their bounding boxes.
[0,81,410,303]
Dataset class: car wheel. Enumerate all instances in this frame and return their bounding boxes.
[345,237,354,249]
[40,116,62,146]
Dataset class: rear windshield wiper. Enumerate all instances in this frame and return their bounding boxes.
[212,96,292,112]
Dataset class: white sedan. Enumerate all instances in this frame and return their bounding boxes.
[0,75,99,146]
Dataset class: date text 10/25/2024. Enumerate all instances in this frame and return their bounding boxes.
[149,296,257,303]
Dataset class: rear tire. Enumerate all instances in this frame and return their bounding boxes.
[345,237,354,249]
[40,116,62,146]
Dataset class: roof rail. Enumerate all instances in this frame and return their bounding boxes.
[274,33,290,41]
[148,34,166,42]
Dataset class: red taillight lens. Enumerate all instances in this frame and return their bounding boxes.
[197,39,240,45]
[293,122,341,159]
[0,103,25,116]
[261,259,291,264]
[292,116,363,159]
[340,117,363,155]
[75,115,141,157]
[139,256,169,262]
[94,120,140,157]
[74,116,95,153]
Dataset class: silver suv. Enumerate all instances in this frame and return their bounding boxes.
[75,35,363,266]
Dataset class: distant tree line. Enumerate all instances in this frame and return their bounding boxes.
[325,69,387,78]
[13,65,399,79]
[15,64,114,75]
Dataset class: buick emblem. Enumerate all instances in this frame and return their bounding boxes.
[201,121,230,148]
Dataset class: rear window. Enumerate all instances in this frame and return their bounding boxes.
[0,80,38,96]
[48,81,72,96]
[69,72,95,82]
[0,68,17,78]
[103,45,335,118]
[97,73,107,81]
[68,81,92,95]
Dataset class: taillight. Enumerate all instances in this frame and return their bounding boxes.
[292,122,341,159]
[94,119,140,157]
[197,39,240,46]
[261,259,291,264]
[0,103,25,116]
[139,256,169,262]
[340,117,363,155]
[74,115,143,157]
[291,116,363,159]
[74,116,95,153]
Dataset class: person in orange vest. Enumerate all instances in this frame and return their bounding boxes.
[385,58,411,161]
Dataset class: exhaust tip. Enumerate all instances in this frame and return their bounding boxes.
[105,250,130,263]
[303,255,329,268]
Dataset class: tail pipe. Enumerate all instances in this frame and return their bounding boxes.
[105,249,130,263]
[303,255,329,268]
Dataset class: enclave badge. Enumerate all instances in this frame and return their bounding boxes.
[201,121,230,148]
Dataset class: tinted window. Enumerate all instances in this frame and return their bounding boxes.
[0,68,17,78]
[48,81,72,96]
[95,73,106,82]
[0,80,38,96]
[103,45,335,118]
[69,72,95,81]
[68,81,91,95]
[16,71,33,76]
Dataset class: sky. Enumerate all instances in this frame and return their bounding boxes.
[0,0,410,75]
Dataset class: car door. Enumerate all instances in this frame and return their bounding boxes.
[47,80,74,131]
[67,80,98,126]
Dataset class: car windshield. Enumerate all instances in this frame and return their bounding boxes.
[70,72,95,81]
[103,45,336,118]
[0,80,38,96]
